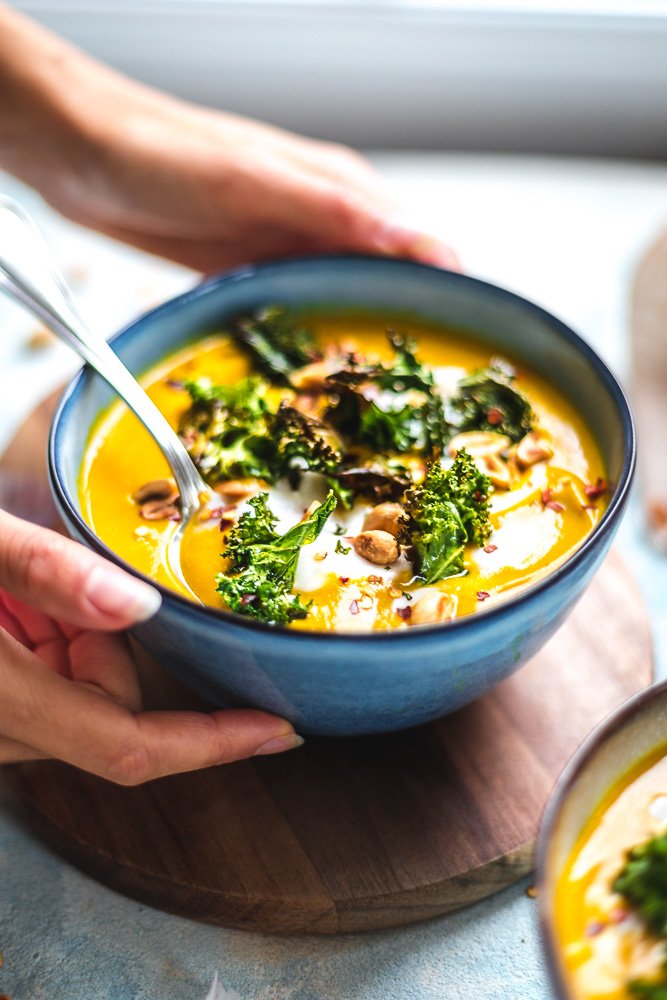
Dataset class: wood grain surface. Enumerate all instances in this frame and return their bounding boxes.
[0,391,653,934]
[632,227,667,550]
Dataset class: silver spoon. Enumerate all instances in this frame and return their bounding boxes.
[0,195,218,597]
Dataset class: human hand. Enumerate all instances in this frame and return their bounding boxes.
[0,510,303,782]
[0,6,458,272]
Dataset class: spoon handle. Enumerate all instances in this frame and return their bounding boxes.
[0,196,204,514]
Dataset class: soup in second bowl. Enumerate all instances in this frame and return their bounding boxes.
[554,745,667,1000]
[80,308,609,631]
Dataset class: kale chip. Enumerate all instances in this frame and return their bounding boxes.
[179,376,275,482]
[216,491,336,624]
[233,306,322,386]
[402,451,492,583]
[447,363,533,442]
[614,831,667,938]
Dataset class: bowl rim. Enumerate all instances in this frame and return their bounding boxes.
[48,252,636,643]
[534,677,667,1000]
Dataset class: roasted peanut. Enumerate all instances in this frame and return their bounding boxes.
[290,360,338,391]
[352,530,399,565]
[139,499,180,521]
[448,431,511,459]
[213,479,261,503]
[515,431,553,468]
[362,502,404,537]
[475,453,511,490]
[409,591,457,626]
[133,478,179,505]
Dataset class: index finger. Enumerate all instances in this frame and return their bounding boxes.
[0,510,161,630]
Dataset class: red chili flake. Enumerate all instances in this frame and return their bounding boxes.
[487,407,504,426]
[581,503,597,511]
[584,478,608,500]
[166,378,185,390]
[349,599,360,615]
[473,490,483,502]
[609,907,629,924]
[240,594,256,606]
[483,544,498,554]
[168,512,182,522]
[541,487,553,506]
[584,920,605,938]
[477,590,490,601]
[396,605,412,621]
[339,576,350,584]
[546,500,566,513]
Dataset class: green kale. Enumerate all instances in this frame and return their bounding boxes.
[216,491,336,624]
[375,331,438,394]
[447,363,533,442]
[627,973,667,1000]
[613,832,667,938]
[272,402,344,487]
[179,376,276,483]
[233,306,322,386]
[402,451,492,583]
[325,330,449,456]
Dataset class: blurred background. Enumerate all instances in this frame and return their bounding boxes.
[14,0,667,156]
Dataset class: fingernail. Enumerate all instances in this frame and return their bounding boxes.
[86,564,162,622]
[254,733,305,756]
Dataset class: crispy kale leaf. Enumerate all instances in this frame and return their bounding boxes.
[233,306,322,386]
[180,381,346,487]
[326,331,448,456]
[272,402,344,487]
[179,376,276,482]
[447,363,533,442]
[613,832,667,938]
[402,451,492,583]
[216,491,336,624]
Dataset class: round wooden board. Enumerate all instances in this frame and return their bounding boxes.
[0,391,653,935]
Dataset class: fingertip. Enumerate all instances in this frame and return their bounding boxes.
[85,563,162,627]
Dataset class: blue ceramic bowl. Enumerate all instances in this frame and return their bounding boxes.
[48,255,635,736]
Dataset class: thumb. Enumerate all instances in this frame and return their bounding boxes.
[0,509,161,630]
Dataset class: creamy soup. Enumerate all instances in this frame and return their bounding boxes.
[80,310,609,631]
[555,746,667,1000]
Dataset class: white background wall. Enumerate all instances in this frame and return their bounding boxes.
[14,1,667,155]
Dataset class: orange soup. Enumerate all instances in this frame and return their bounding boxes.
[555,746,667,1000]
[80,310,609,631]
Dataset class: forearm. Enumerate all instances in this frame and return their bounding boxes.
[0,4,169,218]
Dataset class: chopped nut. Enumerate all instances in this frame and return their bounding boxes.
[362,502,405,537]
[27,325,54,350]
[516,431,554,468]
[448,431,511,459]
[352,530,399,565]
[388,586,403,599]
[290,359,339,391]
[139,499,180,521]
[213,479,261,503]
[478,453,511,490]
[409,591,457,626]
[313,550,328,562]
[133,478,179,505]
